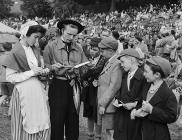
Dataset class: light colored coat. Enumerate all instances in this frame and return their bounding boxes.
[97,55,122,113]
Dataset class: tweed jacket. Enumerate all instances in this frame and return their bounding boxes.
[97,55,122,113]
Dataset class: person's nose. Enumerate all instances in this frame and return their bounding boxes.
[70,35,74,40]
[35,38,39,46]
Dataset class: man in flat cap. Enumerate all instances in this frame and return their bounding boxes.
[43,19,87,140]
[114,48,145,140]
[96,37,122,140]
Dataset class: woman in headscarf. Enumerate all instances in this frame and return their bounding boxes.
[2,22,51,140]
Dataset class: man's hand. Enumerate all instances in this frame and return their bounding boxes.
[99,106,105,115]
[51,63,64,71]
[130,109,136,120]
[92,80,98,87]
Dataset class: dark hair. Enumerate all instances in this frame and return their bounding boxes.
[3,43,12,51]
[146,61,165,79]
[119,37,125,42]
[112,31,120,40]
[135,36,142,42]
[26,25,46,37]
[171,30,175,36]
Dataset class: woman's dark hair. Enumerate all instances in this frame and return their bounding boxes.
[26,25,46,37]
[112,31,120,40]
[135,36,142,42]
[146,61,165,79]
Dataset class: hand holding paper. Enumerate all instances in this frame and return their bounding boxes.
[113,99,124,108]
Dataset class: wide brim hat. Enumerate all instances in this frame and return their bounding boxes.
[57,19,85,34]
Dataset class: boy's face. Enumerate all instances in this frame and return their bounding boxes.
[143,64,156,83]
[119,56,132,72]
[90,46,100,58]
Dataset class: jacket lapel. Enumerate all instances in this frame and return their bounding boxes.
[100,56,115,76]
[129,68,142,91]
[148,82,166,105]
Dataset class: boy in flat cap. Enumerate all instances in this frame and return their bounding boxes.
[114,48,145,140]
[43,19,87,140]
[131,56,177,140]
[97,37,122,140]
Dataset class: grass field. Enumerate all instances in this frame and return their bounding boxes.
[0,104,182,140]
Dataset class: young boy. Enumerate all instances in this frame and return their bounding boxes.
[114,48,145,140]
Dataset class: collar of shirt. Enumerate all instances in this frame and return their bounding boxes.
[91,55,101,65]
[57,37,79,52]
[128,67,138,79]
[108,54,117,63]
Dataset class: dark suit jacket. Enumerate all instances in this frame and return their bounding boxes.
[114,68,145,140]
[140,82,178,140]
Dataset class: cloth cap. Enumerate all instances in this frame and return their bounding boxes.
[147,56,171,78]
[117,48,141,60]
[90,37,102,47]
[98,37,118,51]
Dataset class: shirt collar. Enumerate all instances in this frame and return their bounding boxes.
[108,54,117,63]
[128,67,138,77]
[57,37,78,51]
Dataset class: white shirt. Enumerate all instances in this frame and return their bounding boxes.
[127,68,138,90]
[6,44,37,83]
[117,40,123,54]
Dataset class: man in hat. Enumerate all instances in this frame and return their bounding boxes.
[97,37,122,140]
[43,19,87,140]
[114,48,145,140]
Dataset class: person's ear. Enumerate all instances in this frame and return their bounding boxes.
[155,72,161,79]
[61,28,64,35]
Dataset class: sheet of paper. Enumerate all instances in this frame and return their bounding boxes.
[113,99,123,108]
[74,61,90,68]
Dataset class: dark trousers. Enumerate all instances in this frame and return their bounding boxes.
[48,78,79,140]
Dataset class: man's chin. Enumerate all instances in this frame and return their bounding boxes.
[123,68,128,72]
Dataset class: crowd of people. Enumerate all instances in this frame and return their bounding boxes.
[0,2,182,140]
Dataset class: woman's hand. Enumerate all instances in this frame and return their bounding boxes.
[40,68,50,76]
[123,102,137,110]
[142,101,153,114]
[32,67,44,76]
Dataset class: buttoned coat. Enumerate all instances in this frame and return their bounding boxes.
[139,82,178,140]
